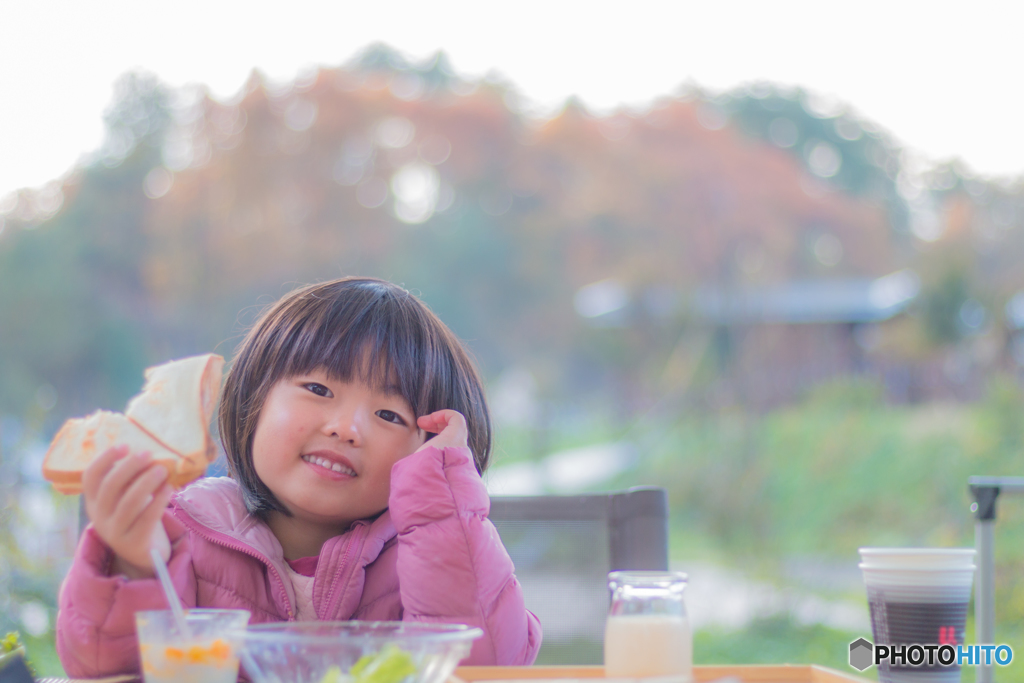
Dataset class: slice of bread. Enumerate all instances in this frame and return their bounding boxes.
[42,353,224,494]
[125,354,224,466]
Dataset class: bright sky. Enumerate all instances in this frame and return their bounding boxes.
[2,0,1022,201]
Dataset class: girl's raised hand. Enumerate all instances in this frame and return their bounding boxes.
[81,445,174,579]
[416,409,468,452]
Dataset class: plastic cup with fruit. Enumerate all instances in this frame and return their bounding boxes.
[135,609,250,683]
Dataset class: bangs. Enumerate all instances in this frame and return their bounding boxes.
[268,282,434,416]
[220,276,492,520]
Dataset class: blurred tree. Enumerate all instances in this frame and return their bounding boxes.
[717,84,910,238]
[2,56,1020,428]
[919,264,973,346]
[101,72,173,158]
[0,72,172,420]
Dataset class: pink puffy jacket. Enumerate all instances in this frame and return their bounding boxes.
[56,446,542,678]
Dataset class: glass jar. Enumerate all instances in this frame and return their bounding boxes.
[604,570,692,680]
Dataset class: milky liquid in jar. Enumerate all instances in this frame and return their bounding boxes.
[604,571,692,680]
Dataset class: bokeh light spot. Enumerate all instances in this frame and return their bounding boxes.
[802,92,845,119]
[376,117,415,149]
[34,183,64,218]
[697,104,728,131]
[897,172,923,201]
[813,234,843,266]
[908,198,944,241]
[929,167,958,191]
[211,106,246,136]
[356,177,389,208]
[284,99,318,132]
[391,163,440,224]
[834,118,863,141]
[0,193,17,214]
[144,167,174,199]
[959,299,986,332]
[19,601,49,637]
[575,279,628,318]
[390,73,425,101]
[162,128,194,172]
[807,141,842,178]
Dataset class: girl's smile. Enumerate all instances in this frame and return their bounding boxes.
[252,370,427,550]
[300,451,357,478]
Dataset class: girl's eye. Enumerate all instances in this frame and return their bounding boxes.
[376,409,405,425]
[305,383,332,398]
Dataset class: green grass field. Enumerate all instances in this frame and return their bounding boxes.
[496,378,1024,680]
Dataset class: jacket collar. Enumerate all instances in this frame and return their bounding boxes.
[173,476,397,618]
[174,477,283,560]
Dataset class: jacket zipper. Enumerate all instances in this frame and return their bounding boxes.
[175,511,296,620]
[321,521,365,617]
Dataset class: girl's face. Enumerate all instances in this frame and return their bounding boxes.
[251,369,426,529]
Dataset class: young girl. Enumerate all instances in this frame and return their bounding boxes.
[56,277,542,678]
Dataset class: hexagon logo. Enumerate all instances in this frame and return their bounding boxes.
[849,638,873,671]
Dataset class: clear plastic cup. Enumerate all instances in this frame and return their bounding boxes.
[135,608,250,683]
[859,548,975,683]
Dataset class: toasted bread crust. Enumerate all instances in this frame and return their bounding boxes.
[125,354,224,459]
[41,353,224,494]
[44,457,207,495]
[41,418,86,484]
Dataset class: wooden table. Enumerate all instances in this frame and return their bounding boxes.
[456,665,872,683]
[37,663,873,683]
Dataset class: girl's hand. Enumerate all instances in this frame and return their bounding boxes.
[81,445,175,579]
[415,409,469,453]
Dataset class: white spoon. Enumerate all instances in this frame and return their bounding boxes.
[150,546,190,638]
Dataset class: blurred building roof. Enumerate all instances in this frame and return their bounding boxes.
[692,270,920,325]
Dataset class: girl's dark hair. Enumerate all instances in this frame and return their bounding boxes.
[219,277,492,518]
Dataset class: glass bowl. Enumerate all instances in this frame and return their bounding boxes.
[237,621,482,683]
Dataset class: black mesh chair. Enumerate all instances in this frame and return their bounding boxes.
[489,486,669,665]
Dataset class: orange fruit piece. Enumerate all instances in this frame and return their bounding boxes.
[188,645,209,663]
[210,639,232,661]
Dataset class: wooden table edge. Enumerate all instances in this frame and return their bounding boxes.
[455,664,874,683]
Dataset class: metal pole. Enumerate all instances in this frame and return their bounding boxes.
[968,477,1024,683]
[975,518,995,683]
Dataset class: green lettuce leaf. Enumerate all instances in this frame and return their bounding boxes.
[350,644,417,683]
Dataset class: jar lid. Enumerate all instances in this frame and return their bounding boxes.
[607,570,688,586]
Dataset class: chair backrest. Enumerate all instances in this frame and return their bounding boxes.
[488,486,669,665]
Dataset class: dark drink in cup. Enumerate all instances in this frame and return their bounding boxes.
[860,548,975,683]
[868,596,969,680]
